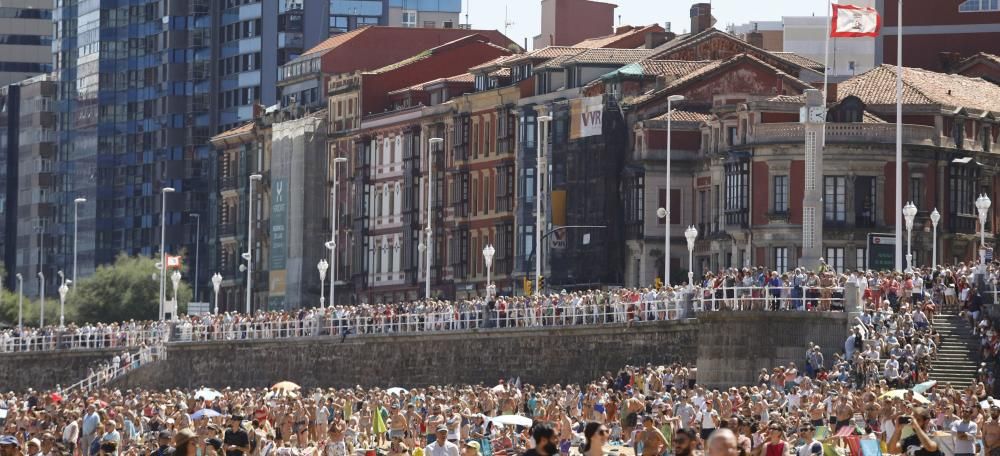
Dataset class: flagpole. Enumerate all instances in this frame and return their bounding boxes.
[895,0,903,272]
[823,0,831,102]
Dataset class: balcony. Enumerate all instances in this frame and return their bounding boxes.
[749,122,938,147]
[218,223,237,239]
[220,176,238,193]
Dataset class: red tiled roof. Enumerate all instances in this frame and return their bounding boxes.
[369,34,510,74]
[388,73,475,95]
[211,122,255,142]
[650,110,713,123]
[638,60,715,77]
[565,48,655,65]
[469,55,518,72]
[839,64,1000,112]
[572,24,664,49]
[504,46,588,66]
[771,52,824,71]
[298,26,372,59]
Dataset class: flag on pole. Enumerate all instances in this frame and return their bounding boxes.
[830,4,881,37]
[166,255,183,269]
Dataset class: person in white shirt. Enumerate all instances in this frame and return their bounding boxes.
[796,425,822,456]
[950,408,978,456]
[62,412,80,456]
[424,426,459,456]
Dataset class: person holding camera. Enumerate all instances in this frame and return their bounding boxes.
[888,408,941,456]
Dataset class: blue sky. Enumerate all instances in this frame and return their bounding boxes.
[465,0,831,49]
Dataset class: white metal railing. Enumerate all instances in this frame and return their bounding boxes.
[694,286,847,312]
[0,328,169,354]
[63,344,166,393]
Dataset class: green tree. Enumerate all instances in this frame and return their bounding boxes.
[0,287,40,327]
[67,254,191,323]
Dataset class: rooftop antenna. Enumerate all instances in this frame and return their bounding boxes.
[504,5,515,37]
[465,0,470,28]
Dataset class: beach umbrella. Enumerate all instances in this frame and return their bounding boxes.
[490,415,533,427]
[194,388,223,401]
[386,387,408,396]
[879,389,929,404]
[911,380,936,394]
[191,409,222,420]
[271,381,300,392]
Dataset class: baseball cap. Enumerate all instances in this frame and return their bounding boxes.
[464,441,481,452]
[436,425,449,433]
[0,436,19,447]
[27,438,41,448]
[205,438,223,450]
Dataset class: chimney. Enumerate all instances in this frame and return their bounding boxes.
[690,2,712,34]
[615,25,635,35]
[746,31,764,48]
[938,51,963,73]
[645,31,676,49]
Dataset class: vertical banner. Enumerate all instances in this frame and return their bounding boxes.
[269,178,288,310]
[569,95,604,139]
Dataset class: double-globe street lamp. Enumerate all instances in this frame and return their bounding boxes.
[902,202,917,273]
[684,225,698,289]
[211,272,223,315]
[930,208,940,268]
[976,194,992,274]
[482,244,495,298]
[317,259,329,308]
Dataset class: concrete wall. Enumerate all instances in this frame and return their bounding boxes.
[0,312,851,391]
[114,321,698,390]
[0,348,122,391]
[695,311,849,388]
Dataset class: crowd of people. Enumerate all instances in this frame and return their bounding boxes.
[0,261,996,456]
[3,261,999,353]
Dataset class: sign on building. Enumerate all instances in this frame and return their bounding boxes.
[269,178,288,310]
[187,302,210,316]
[550,228,567,249]
[570,95,603,139]
[866,233,896,271]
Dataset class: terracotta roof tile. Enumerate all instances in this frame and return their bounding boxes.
[369,35,510,74]
[565,48,655,66]
[469,55,518,72]
[771,52,824,70]
[767,94,806,103]
[572,25,664,49]
[863,111,887,123]
[534,50,587,71]
[297,26,371,60]
[504,46,588,66]
[839,64,1000,112]
[212,122,255,141]
[651,110,713,123]
[638,60,715,77]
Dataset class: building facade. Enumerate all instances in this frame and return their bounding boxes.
[0,0,53,87]
[533,0,615,50]
[877,0,1000,72]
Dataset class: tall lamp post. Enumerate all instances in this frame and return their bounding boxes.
[425,137,443,300]
[535,115,552,297]
[170,270,181,320]
[159,187,176,321]
[57,270,66,327]
[58,279,69,328]
[660,94,685,286]
[211,273,222,315]
[244,174,263,314]
[317,259,329,308]
[328,156,348,308]
[191,213,200,301]
[15,273,23,334]
[38,271,45,327]
[930,208,940,268]
[903,202,917,273]
[73,197,86,289]
[482,244,495,298]
[976,194,992,274]
[685,225,698,289]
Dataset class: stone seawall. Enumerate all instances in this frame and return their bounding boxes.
[115,321,699,389]
[695,311,849,387]
[0,348,123,390]
[0,312,851,391]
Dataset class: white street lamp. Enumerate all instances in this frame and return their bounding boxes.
[211,272,223,315]
[170,270,181,320]
[684,225,698,289]
[246,174,263,314]
[482,243,495,298]
[15,273,23,334]
[929,208,940,268]
[426,138,443,300]
[903,201,917,272]
[57,270,65,328]
[191,213,200,301]
[58,280,69,329]
[976,193,991,273]
[329,156,348,308]
[317,259,329,308]
[663,94,685,286]
[73,197,86,289]
[535,115,552,297]
[159,187,175,321]
[38,271,45,327]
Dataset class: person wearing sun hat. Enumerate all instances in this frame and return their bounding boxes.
[461,441,481,456]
